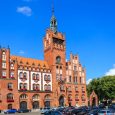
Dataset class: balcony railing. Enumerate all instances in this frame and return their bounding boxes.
[7,99,14,102]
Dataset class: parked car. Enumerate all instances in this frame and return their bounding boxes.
[88,109,100,115]
[98,109,114,115]
[17,108,31,113]
[44,110,62,115]
[41,107,50,114]
[4,109,17,114]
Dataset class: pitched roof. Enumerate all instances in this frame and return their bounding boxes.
[10,55,49,69]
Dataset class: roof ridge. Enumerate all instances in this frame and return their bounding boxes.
[11,55,46,62]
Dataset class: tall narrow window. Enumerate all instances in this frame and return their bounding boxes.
[2,51,6,61]
[8,83,13,90]
[2,62,6,68]
[19,72,23,79]
[2,71,6,78]
[23,72,27,79]
[69,76,72,82]
[10,72,14,78]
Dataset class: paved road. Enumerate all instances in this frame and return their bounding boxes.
[0,112,41,115]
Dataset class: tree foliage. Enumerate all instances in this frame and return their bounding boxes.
[87,75,115,101]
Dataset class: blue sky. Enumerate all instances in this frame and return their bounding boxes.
[0,0,115,82]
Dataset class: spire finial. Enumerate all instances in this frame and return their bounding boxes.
[52,0,54,16]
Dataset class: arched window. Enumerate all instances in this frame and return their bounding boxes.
[19,83,23,90]
[44,84,47,91]
[32,73,36,80]
[48,84,51,91]
[33,84,36,90]
[47,75,51,81]
[44,94,50,99]
[23,72,27,79]
[56,56,61,64]
[36,74,39,80]
[20,94,28,99]
[36,84,40,90]
[7,93,14,102]
[23,83,27,90]
[8,83,13,90]
[44,74,47,81]
[32,94,39,100]
[19,72,23,79]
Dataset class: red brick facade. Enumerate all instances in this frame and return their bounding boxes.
[0,16,88,111]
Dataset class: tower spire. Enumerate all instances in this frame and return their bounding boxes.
[50,0,57,33]
[52,0,54,16]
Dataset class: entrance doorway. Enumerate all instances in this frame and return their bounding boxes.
[92,97,96,106]
[33,101,39,109]
[59,95,64,106]
[20,101,27,109]
[44,101,50,107]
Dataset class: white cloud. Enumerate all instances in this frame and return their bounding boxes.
[86,79,92,84]
[17,6,32,16]
[19,50,25,55]
[105,64,115,76]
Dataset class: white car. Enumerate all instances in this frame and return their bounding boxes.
[98,109,115,115]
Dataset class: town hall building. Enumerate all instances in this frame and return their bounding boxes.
[0,10,88,110]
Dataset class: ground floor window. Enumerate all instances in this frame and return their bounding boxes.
[33,101,39,109]
[20,101,27,109]
[44,101,50,107]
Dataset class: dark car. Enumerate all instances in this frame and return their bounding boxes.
[4,109,17,114]
[44,110,62,115]
[17,108,31,113]
[88,109,100,115]
[71,108,84,115]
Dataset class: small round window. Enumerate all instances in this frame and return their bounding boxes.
[56,56,61,64]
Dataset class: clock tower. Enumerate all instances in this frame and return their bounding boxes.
[44,13,67,106]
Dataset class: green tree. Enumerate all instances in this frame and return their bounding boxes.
[87,75,115,102]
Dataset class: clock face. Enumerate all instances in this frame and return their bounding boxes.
[56,56,61,64]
